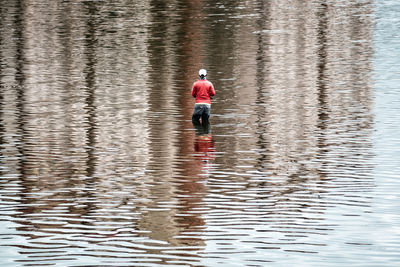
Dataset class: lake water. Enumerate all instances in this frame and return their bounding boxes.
[0,0,399,266]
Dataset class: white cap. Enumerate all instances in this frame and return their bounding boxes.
[199,69,207,76]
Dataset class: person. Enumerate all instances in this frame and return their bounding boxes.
[191,69,215,123]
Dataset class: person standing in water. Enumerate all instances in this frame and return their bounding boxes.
[191,69,215,123]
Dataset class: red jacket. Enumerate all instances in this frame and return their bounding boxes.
[192,79,215,104]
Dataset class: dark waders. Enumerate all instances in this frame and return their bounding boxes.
[192,104,211,123]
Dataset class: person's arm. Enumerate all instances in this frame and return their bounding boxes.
[192,84,196,98]
[209,83,215,97]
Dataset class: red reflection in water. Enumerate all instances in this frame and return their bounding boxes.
[193,122,215,163]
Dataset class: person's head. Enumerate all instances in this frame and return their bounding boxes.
[199,69,207,80]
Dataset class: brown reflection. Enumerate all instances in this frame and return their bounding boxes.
[83,0,98,179]
[316,1,329,132]
[14,0,28,179]
[135,0,209,253]
[175,122,215,238]
[211,0,375,178]
[175,0,209,247]
[0,0,154,263]
[0,0,97,229]
[136,0,183,248]
[203,0,375,254]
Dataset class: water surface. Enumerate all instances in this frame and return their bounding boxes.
[0,0,399,266]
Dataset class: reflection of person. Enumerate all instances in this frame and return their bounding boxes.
[191,69,215,123]
[193,122,216,162]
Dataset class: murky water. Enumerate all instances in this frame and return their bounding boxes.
[0,0,399,266]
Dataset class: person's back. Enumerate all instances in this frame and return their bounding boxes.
[191,69,215,123]
[192,79,215,104]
